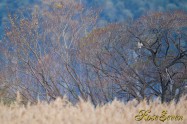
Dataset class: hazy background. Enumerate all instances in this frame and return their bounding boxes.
[0,0,187,39]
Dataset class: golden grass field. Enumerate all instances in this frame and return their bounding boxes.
[0,96,186,124]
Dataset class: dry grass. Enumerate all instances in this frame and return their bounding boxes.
[0,96,186,124]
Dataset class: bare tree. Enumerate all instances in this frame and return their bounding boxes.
[1,0,98,103]
[1,0,186,105]
[79,11,187,103]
